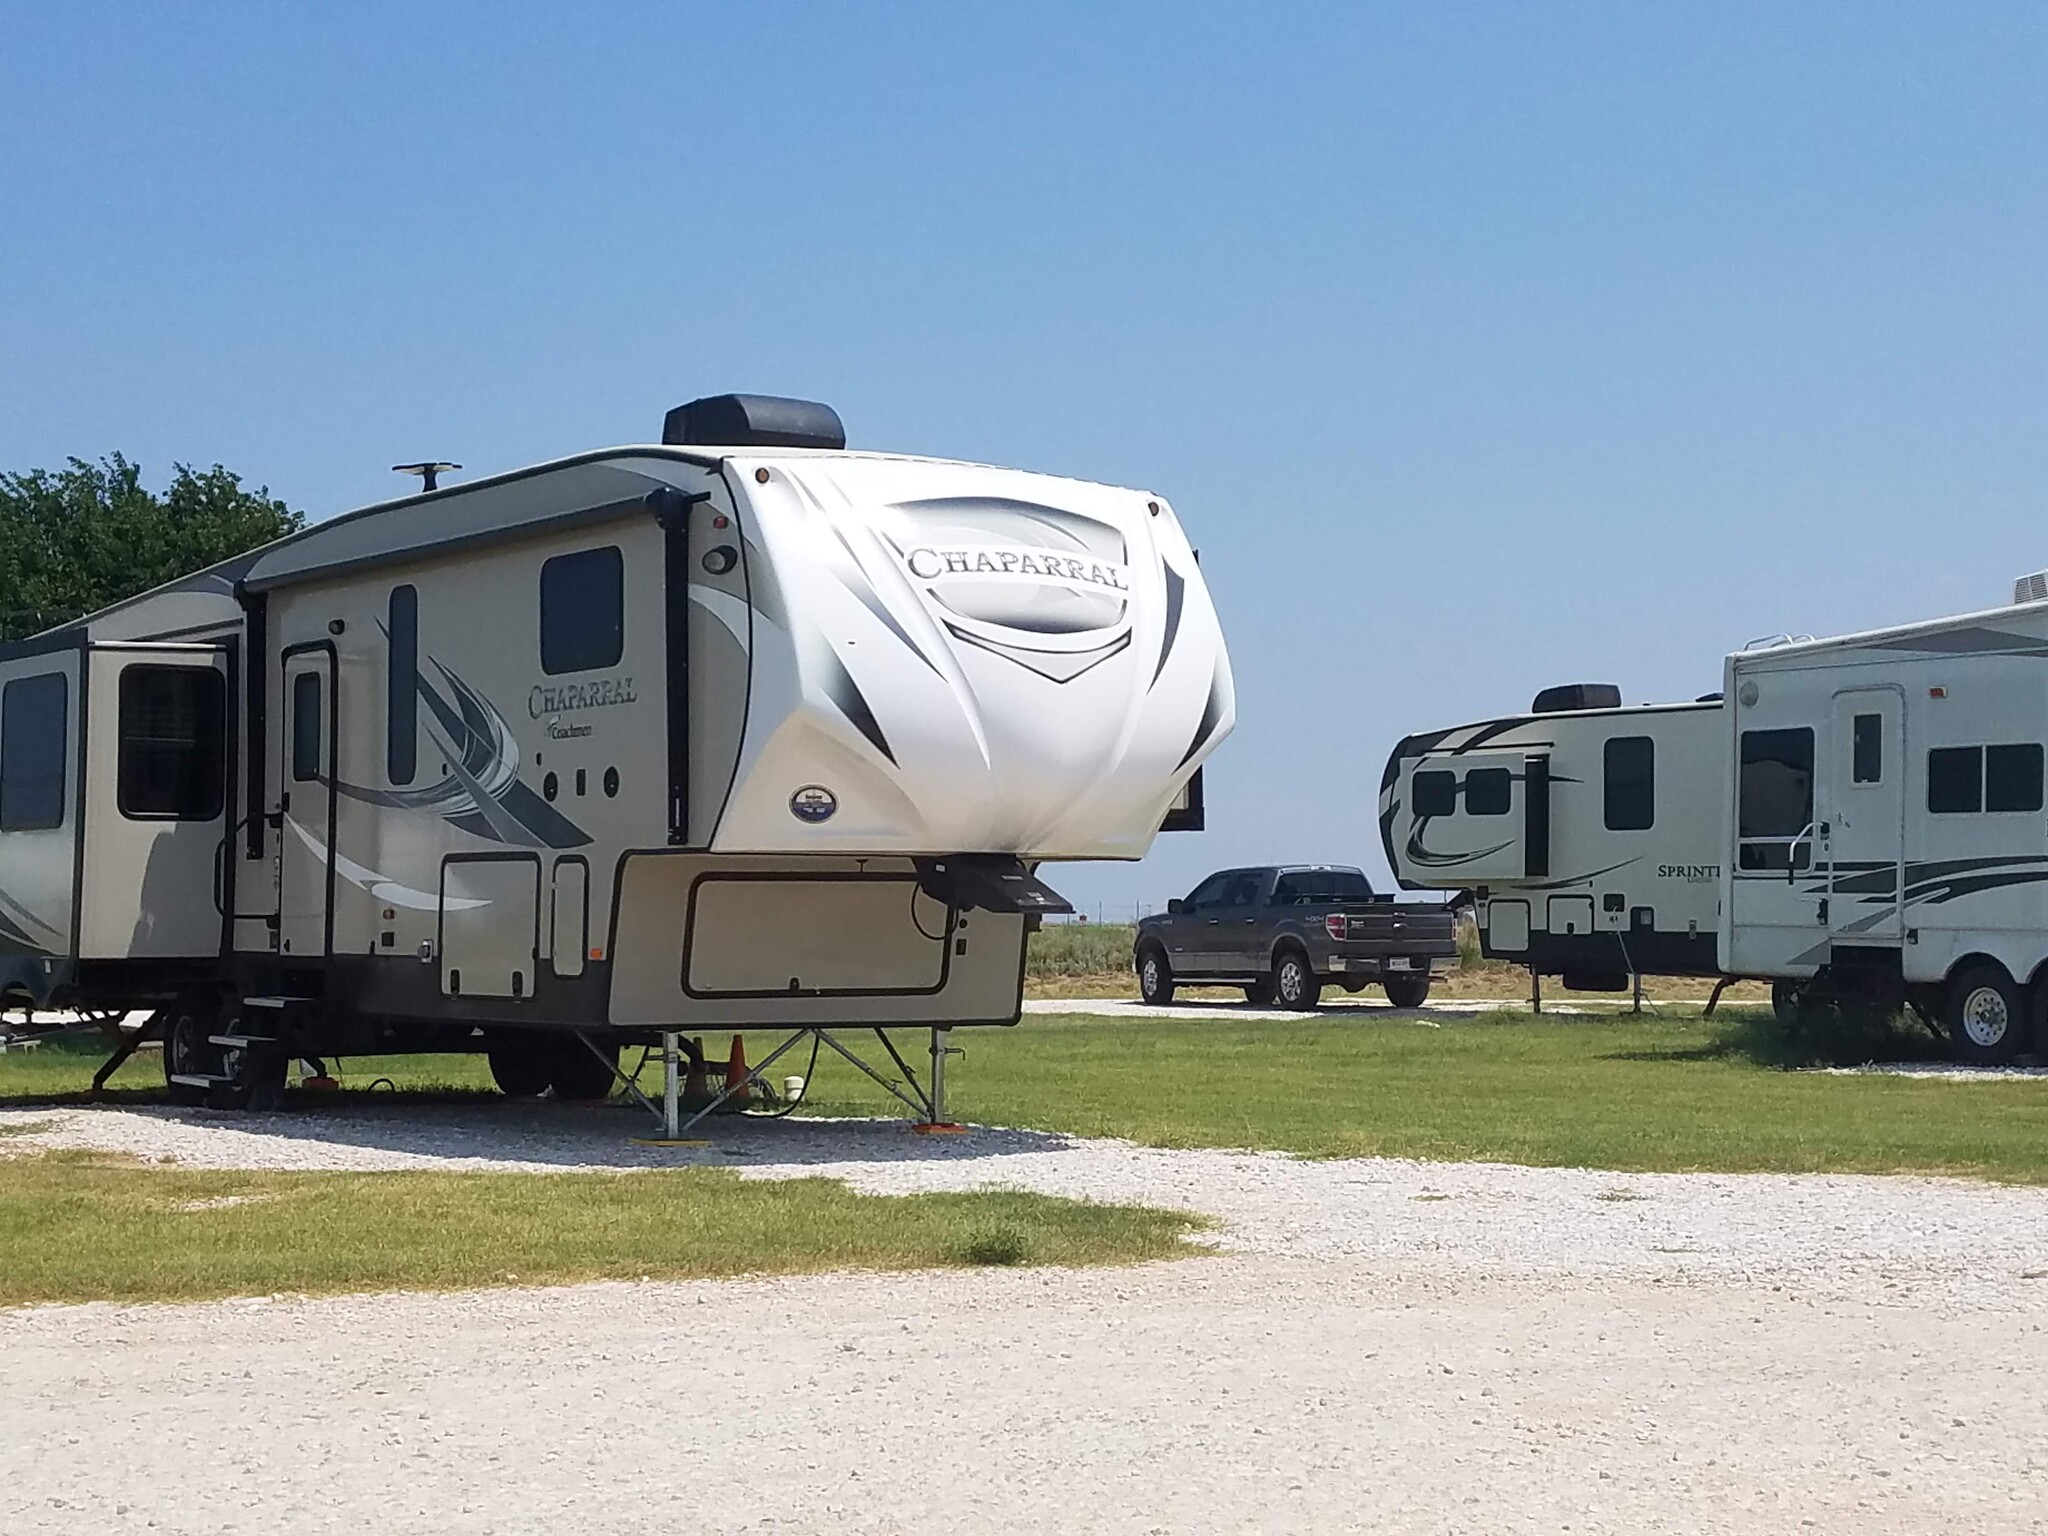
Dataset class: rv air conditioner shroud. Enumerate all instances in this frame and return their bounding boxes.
[1531,683,1622,714]
[663,394,846,451]
[2015,570,2048,605]
[914,856,1074,916]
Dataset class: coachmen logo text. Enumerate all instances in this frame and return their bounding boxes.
[904,545,1128,592]
[530,677,638,719]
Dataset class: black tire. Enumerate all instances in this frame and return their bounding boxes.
[1274,950,1321,1011]
[1946,963,2025,1064]
[163,996,221,1107]
[1383,975,1432,1010]
[1770,978,1806,1028]
[488,1043,553,1097]
[548,1037,619,1101]
[1245,977,1277,1005]
[1137,946,1175,1006]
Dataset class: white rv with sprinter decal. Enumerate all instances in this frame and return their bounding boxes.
[1721,575,2048,1063]
[1379,685,1726,989]
[0,395,1232,1105]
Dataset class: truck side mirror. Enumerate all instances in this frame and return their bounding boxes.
[1167,898,1187,915]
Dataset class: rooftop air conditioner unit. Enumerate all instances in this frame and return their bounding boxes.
[2014,570,2048,605]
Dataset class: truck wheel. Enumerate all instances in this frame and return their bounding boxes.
[1383,975,1432,1010]
[1274,950,1321,1011]
[1946,963,2024,1064]
[489,1043,552,1098]
[548,1038,619,1102]
[1245,977,1276,1005]
[1137,946,1176,1006]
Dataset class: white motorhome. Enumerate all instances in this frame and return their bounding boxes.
[1379,684,1725,988]
[1720,577,2048,1062]
[0,395,1232,1104]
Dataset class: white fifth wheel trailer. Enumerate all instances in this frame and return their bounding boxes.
[0,394,1233,1110]
[1720,576,2048,1063]
[1379,684,1726,988]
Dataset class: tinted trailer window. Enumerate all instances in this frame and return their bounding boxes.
[1738,727,1813,870]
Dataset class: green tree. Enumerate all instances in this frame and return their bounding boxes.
[0,455,303,641]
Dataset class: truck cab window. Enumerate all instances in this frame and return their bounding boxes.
[1183,872,1234,911]
[118,665,225,820]
[1738,727,1814,870]
[1603,736,1654,831]
[0,673,68,831]
[540,546,624,674]
[1273,870,1373,904]
[1464,767,1511,816]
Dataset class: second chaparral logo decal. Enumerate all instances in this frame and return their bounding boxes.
[529,677,638,719]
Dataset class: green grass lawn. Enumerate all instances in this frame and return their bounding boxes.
[0,1150,1202,1306]
[9,1005,2048,1186]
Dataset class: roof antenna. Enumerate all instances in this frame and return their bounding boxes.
[392,461,461,493]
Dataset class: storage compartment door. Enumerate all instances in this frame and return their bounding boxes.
[684,874,949,997]
[441,856,539,999]
[1398,751,1535,882]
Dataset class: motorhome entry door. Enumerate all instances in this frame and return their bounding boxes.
[277,647,336,959]
[1824,686,1905,943]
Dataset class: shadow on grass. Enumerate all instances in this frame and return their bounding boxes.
[1605,1006,1954,1070]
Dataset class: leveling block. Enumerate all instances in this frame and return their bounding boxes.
[603,1026,972,1142]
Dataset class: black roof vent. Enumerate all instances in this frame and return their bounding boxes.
[1531,682,1622,714]
[663,394,845,451]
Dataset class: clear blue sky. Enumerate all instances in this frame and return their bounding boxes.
[4,3,2044,918]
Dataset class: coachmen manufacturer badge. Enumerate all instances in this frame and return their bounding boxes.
[789,785,838,824]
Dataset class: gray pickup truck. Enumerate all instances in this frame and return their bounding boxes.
[1134,865,1459,1010]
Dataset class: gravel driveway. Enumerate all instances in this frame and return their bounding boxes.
[5,1103,2048,1532]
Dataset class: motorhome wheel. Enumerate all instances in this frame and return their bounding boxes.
[1383,975,1431,1010]
[1138,947,1175,1007]
[1275,950,1321,1011]
[1945,964,2023,1064]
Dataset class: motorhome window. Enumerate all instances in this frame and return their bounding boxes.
[1851,714,1882,784]
[1737,727,1813,871]
[540,546,625,674]
[1412,769,1457,817]
[1986,744,2044,813]
[1603,736,1654,831]
[387,584,417,786]
[117,666,225,820]
[0,673,68,831]
[292,672,323,782]
[1273,870,1374,904]
[1464,768,1511,816]
[1926,747,1981,814]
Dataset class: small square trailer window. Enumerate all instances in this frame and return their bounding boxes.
[1986,743,2044,813]
[1927,746,1982,814]
[1464,767,1511,816]
[540,546,625,675]
[1412,769,1457,818]
[118,665,225,820]
[0,673,68,831]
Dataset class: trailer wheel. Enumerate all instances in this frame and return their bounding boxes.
[1770,979,1809,1028]
[163,999,220,1107]
[1946,963,2023,1064]
[488,1044,552,1098]
[548,1038,619,1102]
[1274,950,1321,1011]
[1382,975,1432,1010]
[1244,977,1276,1005]
[1137,946,1175,1006]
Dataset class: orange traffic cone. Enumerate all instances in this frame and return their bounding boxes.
[725,1034,751,1108]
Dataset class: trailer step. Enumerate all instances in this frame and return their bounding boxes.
[241,996,316,1010]
[208,1034,278,1050]
[168,1073,231,1089]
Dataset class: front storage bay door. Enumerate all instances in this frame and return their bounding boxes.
[277,648,336,959]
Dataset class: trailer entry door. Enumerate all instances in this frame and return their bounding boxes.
[277,648,336,958]
[1825,687,1905,943]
